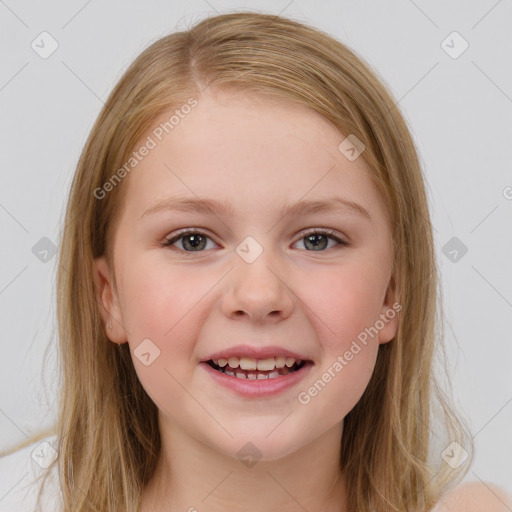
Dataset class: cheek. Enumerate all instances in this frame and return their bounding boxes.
[119,256,208,339]
[117,265,211,415]
[293,260,386,412]
[296,266,382,423]
[296,344,377,435]
[117,247,388,421]
[301,260,387,350]
[115,257,212,394]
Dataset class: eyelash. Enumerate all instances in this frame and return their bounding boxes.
[161,228,348,253]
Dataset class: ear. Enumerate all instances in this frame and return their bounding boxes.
[93,256,127,344]
[378,273,400,345]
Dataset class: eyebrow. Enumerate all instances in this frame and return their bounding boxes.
[140,196,372,221]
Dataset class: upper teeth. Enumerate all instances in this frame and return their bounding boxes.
[214,356,302,371]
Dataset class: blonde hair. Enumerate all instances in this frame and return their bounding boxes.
[7,11,473,512]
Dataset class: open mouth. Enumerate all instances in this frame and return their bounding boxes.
[206,357,308,380]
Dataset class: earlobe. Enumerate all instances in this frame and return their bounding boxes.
[93,256,127,344]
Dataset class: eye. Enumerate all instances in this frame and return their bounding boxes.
[162,228,348,253]
[293,228,348,251]
[162,230,217,252]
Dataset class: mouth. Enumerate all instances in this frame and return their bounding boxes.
[200,353,314,398]
[205,356,308,380]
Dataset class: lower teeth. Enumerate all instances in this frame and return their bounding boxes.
[215,363,301,379]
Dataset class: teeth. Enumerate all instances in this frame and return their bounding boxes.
[216,364,295,379]
[228,357,240,368]
[214,356,301,371]
[231,371,283,380]
[256,358,276,371]
[240,357,257,370]
[275,356,286,368]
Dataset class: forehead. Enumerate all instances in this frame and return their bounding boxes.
[117,90,388,227]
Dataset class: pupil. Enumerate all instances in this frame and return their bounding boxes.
[184,234,206,251]
[305,234,327,251]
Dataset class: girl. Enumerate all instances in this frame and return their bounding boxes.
[1,10,509,512]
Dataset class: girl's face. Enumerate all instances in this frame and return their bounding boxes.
[95,90,398,461]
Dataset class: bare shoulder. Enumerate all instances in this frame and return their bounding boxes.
[433,481,512,512]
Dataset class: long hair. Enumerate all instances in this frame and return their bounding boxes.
[7,11,472,511]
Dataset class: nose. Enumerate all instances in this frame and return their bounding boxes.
[222,250,294,324]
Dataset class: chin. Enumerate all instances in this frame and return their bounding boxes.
[214,430,306,465]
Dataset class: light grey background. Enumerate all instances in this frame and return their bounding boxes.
[1,0,511,493]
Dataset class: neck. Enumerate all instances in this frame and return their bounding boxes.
[139,416,347,512]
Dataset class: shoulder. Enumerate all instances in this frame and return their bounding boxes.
[0,435,62,512]
[433,481,512,512]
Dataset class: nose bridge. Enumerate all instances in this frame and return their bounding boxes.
[223,238,294,321]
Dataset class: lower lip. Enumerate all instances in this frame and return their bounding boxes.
[200,362,313,398]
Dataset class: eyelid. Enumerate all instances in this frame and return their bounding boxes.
[163,228,220,247]
[296,227,348,245]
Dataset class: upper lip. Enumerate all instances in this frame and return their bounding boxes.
[202,344,312,362]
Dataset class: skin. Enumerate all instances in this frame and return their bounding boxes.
[434,482,512,511]
[94,88,401,511]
